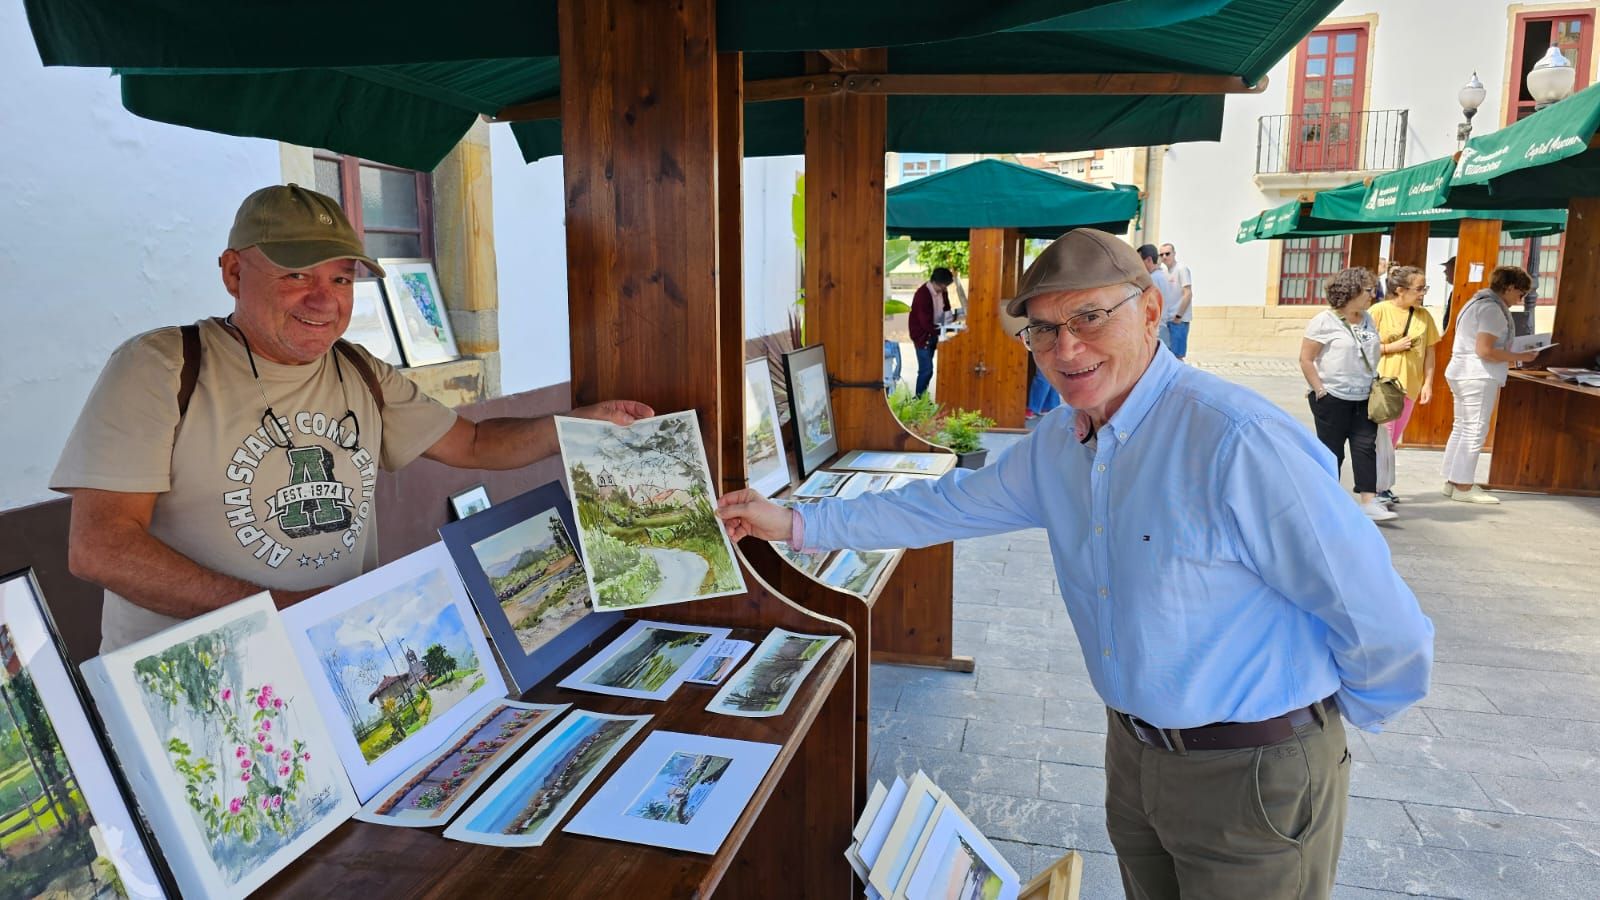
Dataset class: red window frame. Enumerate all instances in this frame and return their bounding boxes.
[1277,235,1350,306]
[1509,9,1594,123]
[1290,25,1369,172]
[313,152,435,261]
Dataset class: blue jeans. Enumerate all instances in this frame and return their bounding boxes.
[914,342,937,397]
[1167,321,1191,358]
[1028,368,1060,415]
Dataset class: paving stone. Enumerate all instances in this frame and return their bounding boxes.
[988,622,1079,650]
[1377,706,1441,736]
[1043,698,1110,734]
[1346,729,1378,763]
[956,604,1050,627]
[1074,849,1125,900]
[1337,838,1600,900]
[1430,661,1544,690]
[1473,772,1600,824]
[1360,732,1557,779]
[1415,683,1499,714]
[869,663,976,699]
[1425,707,1600,753]
[988,838,1041,881]
[1534,746,1600,783]
[1348,761,1496,810]
[868,710,966,752]
[1331,885,1447,900]
[1345,797,1423,845]
[953,619,989,651]
[1038,761,1106,806]
[976,665,1101,701]
[943,788,1116,854]
[897,685,1044,726]
[873,745,1041,801]
[1406,803,1600,865]
[1473,679,1600,725]
[961,722,1105,766]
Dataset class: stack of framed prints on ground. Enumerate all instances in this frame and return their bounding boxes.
[846,770,1020,900]
[378,258,460,367]
[0,571,168,899]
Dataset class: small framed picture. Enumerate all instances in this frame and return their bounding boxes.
[449,483,492,520]
[743,358,791,497]
[782,344,840,477]
[344,279,404,366]
[378,258,461,367]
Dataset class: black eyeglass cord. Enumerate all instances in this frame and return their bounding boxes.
[223,315,360,452]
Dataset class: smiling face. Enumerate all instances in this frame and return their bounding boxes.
[221,247,357,365]
[1026,283,1163,425]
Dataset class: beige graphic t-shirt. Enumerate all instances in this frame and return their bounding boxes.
[51,318,457,650]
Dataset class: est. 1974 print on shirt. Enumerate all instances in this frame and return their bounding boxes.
[80,594,358,900]
[555,411,747,611]
[705,628,839,718]
[563,731,781,854]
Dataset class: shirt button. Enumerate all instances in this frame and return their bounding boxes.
[1095,525,1104,535]
[1103,648,1112,657]
[1098,587,1108,597]
[1097,464,1107,473]
[1118,432,1128,440]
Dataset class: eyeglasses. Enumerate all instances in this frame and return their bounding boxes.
[1014,288,1142,353]
[1407,283,1430,293]
[227,316,362,453]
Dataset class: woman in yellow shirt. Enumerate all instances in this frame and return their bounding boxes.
[1371,265,1442,504]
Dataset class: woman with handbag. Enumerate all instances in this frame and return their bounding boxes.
[1441,265,1543,504]
[1371,266,1443,505]
[1298,267,1397,521]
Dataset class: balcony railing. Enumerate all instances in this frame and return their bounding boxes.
[1255,109,1409,175]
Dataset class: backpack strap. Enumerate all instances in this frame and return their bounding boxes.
[334,340,386,415]
[177,324,202,417]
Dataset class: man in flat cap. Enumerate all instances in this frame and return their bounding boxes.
[719,228,1433,899]
[53,184,650,652]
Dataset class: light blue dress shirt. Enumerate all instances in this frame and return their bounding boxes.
[799,345,1433,732]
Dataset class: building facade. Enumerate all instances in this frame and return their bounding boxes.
[1149,0,1593,356]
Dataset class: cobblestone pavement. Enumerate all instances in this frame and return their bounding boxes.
[869,360,1600,899]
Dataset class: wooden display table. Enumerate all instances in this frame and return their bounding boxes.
[262,566,858,899]
[1488,370,1600,497]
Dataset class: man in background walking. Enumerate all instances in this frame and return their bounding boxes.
[1160,243,1193,362]
[909,267,954,397]
[1139,245,1179,350]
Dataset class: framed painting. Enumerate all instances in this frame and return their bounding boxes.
[377,258,460,367]
[903,804,1021,900]
[742,358,791,497]
[818,549,898,598]
[556,620,729,701]
[281,543,505,802]
[705,628,838,718]
[355,700,567,828]
[0,571,169,899]
[868,771,944,898]
[444,709,650,847]
[832,450,956,477]
[782,344,839,477]
[344,278,404,366]
[564,731,781,854]
[80,593,358,900]
[439,482,619,694]
[555,411,747,611]
[447,483,491,520]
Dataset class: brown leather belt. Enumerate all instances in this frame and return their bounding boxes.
[1117,697,1335,753]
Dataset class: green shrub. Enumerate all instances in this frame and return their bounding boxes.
[933,408,995,455]
[888,384,942,440]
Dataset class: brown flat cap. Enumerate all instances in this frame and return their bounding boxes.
[1004,228,1153,317]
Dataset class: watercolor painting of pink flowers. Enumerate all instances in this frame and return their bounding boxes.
[133,610,346,887]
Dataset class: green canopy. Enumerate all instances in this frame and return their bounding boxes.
[1349,157,1457,217]
[1312,176,1567,238]
[24,0,1339,171]
[1439,80,1600,210]
[1236,214,1262,243]
[885,159,1139,240]
[1242,199,1385,241]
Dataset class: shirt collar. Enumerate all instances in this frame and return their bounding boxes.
[1092,342,1182,445]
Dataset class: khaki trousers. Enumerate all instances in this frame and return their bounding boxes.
[1103,707,1350,900]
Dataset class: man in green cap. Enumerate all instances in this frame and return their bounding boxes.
[51,184,651,651]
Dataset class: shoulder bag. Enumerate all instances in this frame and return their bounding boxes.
[1343,317,1405,424]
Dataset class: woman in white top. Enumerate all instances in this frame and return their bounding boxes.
[1440,265,1543,504]
[1298,267,1394,522]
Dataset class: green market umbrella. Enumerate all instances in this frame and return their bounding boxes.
[885,159,1140,239]
[1312,176,1566,238]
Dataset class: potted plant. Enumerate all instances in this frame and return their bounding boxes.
[934,408,995,469]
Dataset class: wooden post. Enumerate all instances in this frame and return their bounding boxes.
[1401,218,1501,449]
[1547,196,1600,369]
[804,49,970,673]
[718,51,747,495]
[935,227,1029,428]
[1349,231,1382,273]
[1389,220,1430,269]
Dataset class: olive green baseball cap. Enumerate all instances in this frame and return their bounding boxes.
[1004,228,1152,317]
[227,183,384,276]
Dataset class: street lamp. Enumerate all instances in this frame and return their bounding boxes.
[1527,45,1578,109]
[1457,72,1486,146]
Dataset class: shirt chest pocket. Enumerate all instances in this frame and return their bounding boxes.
[1119,518,1236,591]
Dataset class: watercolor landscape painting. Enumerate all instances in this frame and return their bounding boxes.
[124,604,351,895]
[558,621,727,701]
[626,752,731,824]
[303,568,487,765]
[470,513,591,655]
[742,360,789,497]
[358,701,566,826]
[707,629,838,718]
[445,711,649,847]
[557,412,746,610]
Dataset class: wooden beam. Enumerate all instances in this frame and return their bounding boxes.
[1389,220,1430,269]
[1402,217,1501,449]
[718,51,746,494]
[1349,232,1381,273]
[817,49,853,72]
[492,71,1266,121]
[1547,195,1600,369]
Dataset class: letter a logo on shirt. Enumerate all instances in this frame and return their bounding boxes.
[269,446,353,539]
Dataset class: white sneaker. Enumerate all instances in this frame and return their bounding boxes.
[1441,482,1454,498]
[1361,499,1398,521]
[1449,484,1500,505]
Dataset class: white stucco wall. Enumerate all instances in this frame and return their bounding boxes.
[1155,0,1527,313]
[0,6,282,510]
[742,156,806,340]
[490,130,572,397]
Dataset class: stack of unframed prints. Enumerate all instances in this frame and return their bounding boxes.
[847,771,1020,900]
